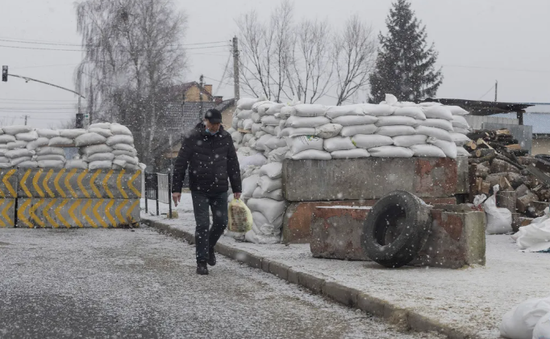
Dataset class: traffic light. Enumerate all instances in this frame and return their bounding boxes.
[76,113,84,128]
[1,66,7,82]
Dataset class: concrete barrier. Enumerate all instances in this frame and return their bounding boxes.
[0,199,16,227]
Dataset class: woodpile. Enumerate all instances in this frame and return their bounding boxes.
[467,129,549,219]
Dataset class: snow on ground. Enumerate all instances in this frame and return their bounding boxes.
[142,194,550,338]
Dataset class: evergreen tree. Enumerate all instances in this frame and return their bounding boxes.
[369,0,442,103]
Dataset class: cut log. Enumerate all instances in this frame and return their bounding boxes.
[511,213,521,233]
[505,144,521,150]
[475,163,490,179]
[469,151,497,164]
[464,140,477,153]
[490,158,521,174]
[506,172,526,189]
[497,190,517,213]
[474,149,495,158]
[518,156,538,166]
[476,138,494,149]
[532,201,549,217]
[496,129,512,136]
[517,191,539,214]
[525,165,550,187]
[481,181,491,195]
[516,184,530,197]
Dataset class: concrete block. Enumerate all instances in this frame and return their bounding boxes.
[297,272,325,294]
[268,262,290,280]
[356,293,386,317]
[244,253,262,269]
[0,198,16,227]
[456,156,470,194]
[322,281,357,307]
[0,169,17,198]
[261,258,271,273]
[283,158,460,201]
[287,268,299,285]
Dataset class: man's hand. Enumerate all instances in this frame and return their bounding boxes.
[172,192,181,206]
[234,192,241,200]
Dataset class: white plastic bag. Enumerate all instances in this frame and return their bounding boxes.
[500,297,550,339]
[533,312,550,339]
[484,185,513,234]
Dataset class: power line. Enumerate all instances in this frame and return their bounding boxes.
[442,64,550,73]
[0,43,229,52]
[0,36,230,47]
[0,98,78,102]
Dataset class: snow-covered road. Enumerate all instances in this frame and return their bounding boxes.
[0,227,443,339]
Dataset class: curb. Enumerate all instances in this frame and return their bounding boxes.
[143,217,480,339]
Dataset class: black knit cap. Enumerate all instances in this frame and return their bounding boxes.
[204,109,222,124]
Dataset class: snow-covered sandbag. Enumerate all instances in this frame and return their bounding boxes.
[0,163,12,169]
[259,162,283,179]
[232,117,239,129]
[253,187,283,200]
[499,297,550,339]
[279,106,296,119]
[290,150,331,160]
[113,149,137,157]
[411,144,446,157]
[331,115,378,126]
[422,106,453,120]
[36,155,65,162]
[293,104,326,117]
[376,116,419,127]
[11,157,32,166]
[264,137,287,150]
[65,159,88,170]
[26,137,49,151]
[324,137,355,152]
[340,125,378,137]
[258,176,282,193]
[352,134,394,149]
[447,105,469,116]
[81,144,113,157]
[237,146,258,158]
[513,217,550,251]
[239,153,267,171]
[88,127,113,138]
[451,133,471,146]
[251,123,262,134]
[241,174,260,199]
[5,149,33,159]
[261,115,280,127]
[285,116,330,128]
[231,131,243,144]
[0,135,16,143]
[453,127,471,135]
[243,119,254,130]
[237,109,253,120]
[255,134,273,152]
[36,128,59,138]
[268,146,289,163]
[112,143,136,153]
[419,119,454,132]
[369,146,414,158]
[262,125,277,136]
[287,136,324,154]
[49,136,74,146]
[106,135,134,146]
[88,160,113,170]
[7,141,28,149]
[452,115,470,129]
[416,126,453,142]
[16,130,39,142]
[247,198,287,224]
[393,135,427,147]
[384,94,398,105]
[18,161,39,169]
[115,155,138,166]
[3,125,32,135]
[484,185,513,234]
[315,124,343,139]
[393,106,426,120]
[245,229,281,244]
[363,104,395,116]
[266,104,285,115]
[279,127,316,138]
[110,123,133,136]
[237,98,259,110]
[331,149,370,159]
[37,147,65,156]
[60,129,87,139]
[376,126,416,137]
[533,312,550,339]
[428,138,458,158]
[89,122,111,129]
[325,105,364,119]
[75,133,107,147]
[457,148,470,157]
[0,156,9,164]
[38,160,65,169]
[88,152,115,162]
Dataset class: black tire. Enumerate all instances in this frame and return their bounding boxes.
[361,191,432,268]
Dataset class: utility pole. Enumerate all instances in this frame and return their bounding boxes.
[199,74,204,121]
[23,115,28,126]
[494,80,498,102]
[232,36,240,101]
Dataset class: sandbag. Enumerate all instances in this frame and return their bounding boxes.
[352,134,394,149]
[451,133,471,146]
[253,187,283,200]
[232,117,239,129]
[16,130,39,142]
[279,106,296,119]
[279,127,316,138]
[259,162,283,179]
[11,157,32,166]
[237,109,253,120]
[261,115,280,126]
[37,147,65,156]
[18,161,39,169]
[363,104,394,116]
[89,122,111,129]
[285,116,330,128]
[513,218,550,251]
[115,155,138,166]
[533,312,550,339]
[65,159,88,169]
[38,160,65,169]
[331,149,370,159]
[231,131,243,144]
[393,135,428,147]
[416,126,453,142]
[49,136,74,146]
[411,144,446,157]
[447,105,469,116]
[3,125,32,135]
[268,146,289,163]
[228,199,253,233]
[340,125,378,137]
[323,137,356,152]
[325,105,364,119]
[315,124,343,139]
[60,129,87,139]
[251,123,262,134]
[255,134,273,152]
[419,119,454,132]
[0,135,16,143]
[428,138,458,158]
[0,163,12,169]
[264,136,287,150]
[266,104,285,115]
[244,229,281,244]
[457,147,470,157]
[246,198,287,224]
[376,126,416,137]
[112,143,135,152]
[369,146,414,158]
[0,156,9,164]
[452,115,470,129]
[484,185,513,234]
[258,176,282,194]
[75,133,107,147]
[499,297,550,339]
[331,115,378,126]
[36,128,59,138]
[239,153,267,171]
[88,160,113,170]
[422,106,453,120]
[36,155,66,162]
[89,127,113,138]
[237,97,259,110]
[81,144,113,157]
[375,116,419,127]
[113,150,137,157]
[110,123,132,136]
[393,106,426,120]
[290,150,331,160]
[453,127,471,135]
[287,136,324,154]
[7,141,28,149]
[5,149,33,159]
[106,135,134,146]
[26,137,50,151]
[242,174,260,199]
[293,104,326,117]
[88,152,115,162]
[243,119,254,130]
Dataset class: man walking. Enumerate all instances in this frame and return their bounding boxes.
[172,109,242,275]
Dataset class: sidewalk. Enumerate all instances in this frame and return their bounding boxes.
[141,196,550,339]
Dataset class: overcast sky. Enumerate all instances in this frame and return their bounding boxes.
[1,0,549,128]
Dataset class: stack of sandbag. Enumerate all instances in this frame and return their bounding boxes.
[0,125,37,168]
[244,162,287,244]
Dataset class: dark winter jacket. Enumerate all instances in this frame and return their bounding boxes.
[172,123,241,194]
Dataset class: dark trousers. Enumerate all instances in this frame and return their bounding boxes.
[191,191,228,263]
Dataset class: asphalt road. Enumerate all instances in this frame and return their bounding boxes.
[0,227,443,339]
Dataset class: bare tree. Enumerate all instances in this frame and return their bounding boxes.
[74,0,187,168]
[333,15,377,105]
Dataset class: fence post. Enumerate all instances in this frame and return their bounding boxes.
[168,168,172,218]
[155,173,160,216]
[144,173,149,214]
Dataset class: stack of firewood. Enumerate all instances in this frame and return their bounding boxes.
[467,129,550,224]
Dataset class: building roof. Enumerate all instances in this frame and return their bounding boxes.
[423,98,534,115]
[492,112,550,134]
[166,81,214,101]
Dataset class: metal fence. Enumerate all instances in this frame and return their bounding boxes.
[144,171,172,217]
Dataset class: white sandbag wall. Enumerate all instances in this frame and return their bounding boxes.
[0,123,139,170]
[227,95,472,244]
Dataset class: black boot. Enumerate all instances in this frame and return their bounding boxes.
[208,248,216,266]
[196,262,208,275]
